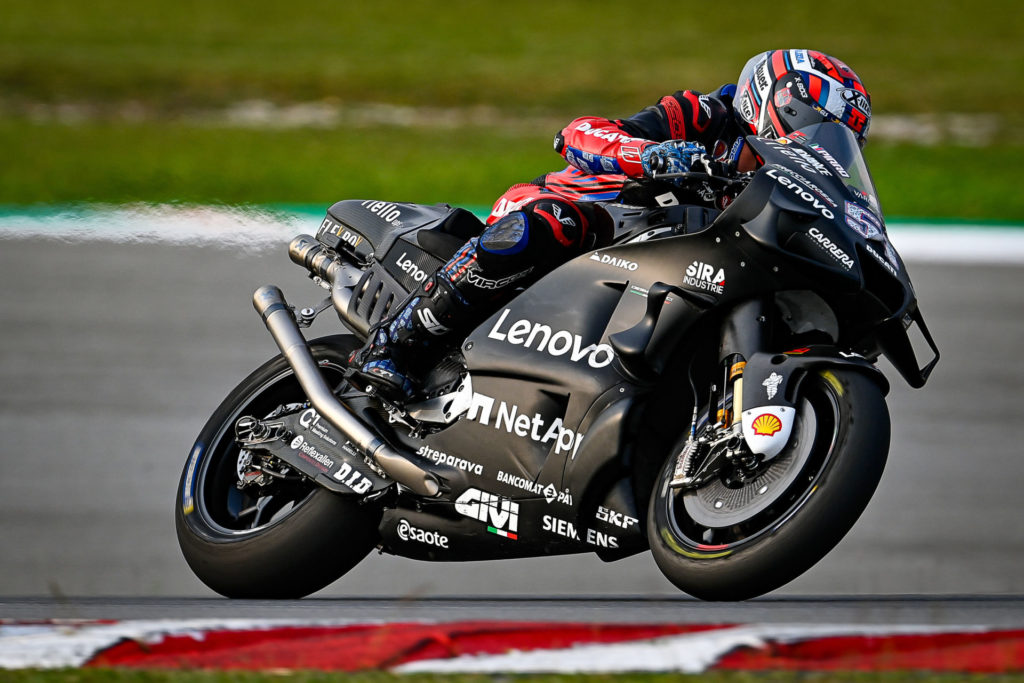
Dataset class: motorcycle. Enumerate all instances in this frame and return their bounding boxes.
[176,121,939,600]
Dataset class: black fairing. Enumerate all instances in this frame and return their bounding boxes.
[319,200,483,267]
[313,124,936,562]
[317,200,485,331]
[740,129,938,386]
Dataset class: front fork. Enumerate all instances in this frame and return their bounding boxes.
[715,297,768,429]
[671,298,795,488]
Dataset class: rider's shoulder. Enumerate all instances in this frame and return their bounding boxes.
[662,86,736,110]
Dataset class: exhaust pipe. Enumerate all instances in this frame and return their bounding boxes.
[252,285,442,497]
[287,235,368,336]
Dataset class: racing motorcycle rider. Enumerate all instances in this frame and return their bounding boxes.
[348,49,873,403]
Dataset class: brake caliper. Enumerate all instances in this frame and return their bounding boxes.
[671,423,765,491]
[232,405,304,489]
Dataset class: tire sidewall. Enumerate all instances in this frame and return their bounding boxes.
[175,335,381,598]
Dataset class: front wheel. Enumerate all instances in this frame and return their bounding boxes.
[175,335,382,599]
[648,368,889,601]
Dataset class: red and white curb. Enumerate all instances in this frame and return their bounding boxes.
[3,620,1024,672]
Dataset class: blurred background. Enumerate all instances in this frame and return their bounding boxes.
[1,0,1022,218]
[1,0,1023,598]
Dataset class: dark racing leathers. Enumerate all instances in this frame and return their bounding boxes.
[550,87,743,190]
[350,86,745,401]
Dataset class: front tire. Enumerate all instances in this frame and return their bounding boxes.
[648,368,889,601]
[175,335,382,599]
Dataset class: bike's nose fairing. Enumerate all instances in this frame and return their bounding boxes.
[736,123,938,387]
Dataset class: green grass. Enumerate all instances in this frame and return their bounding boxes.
[2,0,1022,219]
[3,672,1024,683]
[0,120,553,207]
[867,144,1024,221]
[2,0,1023,115]
[0,119,1019,221]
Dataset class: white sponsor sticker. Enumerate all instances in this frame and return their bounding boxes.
[397,518,449,548]
[488,309,615,369]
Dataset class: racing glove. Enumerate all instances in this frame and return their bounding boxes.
[641,141,706,179]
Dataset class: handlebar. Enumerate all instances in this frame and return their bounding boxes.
[648,152,750,189]
[650,169,750,190]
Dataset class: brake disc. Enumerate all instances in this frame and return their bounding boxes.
[682,397,816,527]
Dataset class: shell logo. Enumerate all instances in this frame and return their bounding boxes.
[752,413,783,436]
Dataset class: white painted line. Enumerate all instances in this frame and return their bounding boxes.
[1,206,1022,264]
[0,205,305,251]
[888,224,1024,264]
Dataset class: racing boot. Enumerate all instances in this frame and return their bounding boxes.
[347,272,471,404]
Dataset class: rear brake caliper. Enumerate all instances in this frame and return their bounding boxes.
[232,404,304,489]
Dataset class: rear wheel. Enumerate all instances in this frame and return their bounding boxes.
[175,335,382,599]
[648,368,889,601]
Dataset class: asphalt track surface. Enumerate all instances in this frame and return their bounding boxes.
[1,232,1023,623]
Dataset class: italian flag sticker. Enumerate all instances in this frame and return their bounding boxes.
[487,526,518,540]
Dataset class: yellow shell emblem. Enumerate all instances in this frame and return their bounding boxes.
[752,413,783,436]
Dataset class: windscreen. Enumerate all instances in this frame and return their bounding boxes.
[786,122,883,219]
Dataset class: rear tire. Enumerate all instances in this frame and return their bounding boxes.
[648,368,889,601]
[175,335,382,599]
